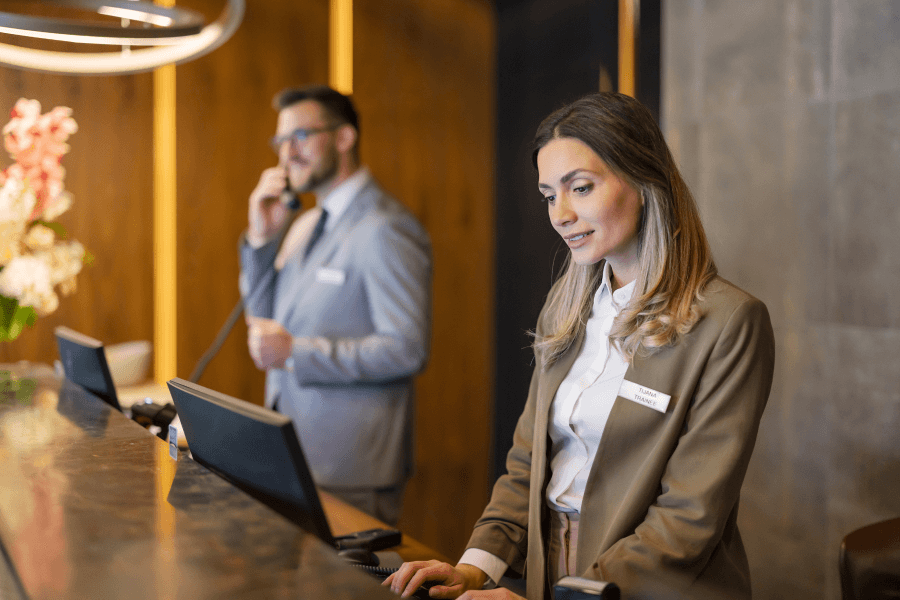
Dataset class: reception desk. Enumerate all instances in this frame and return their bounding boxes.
[0,363,434,599]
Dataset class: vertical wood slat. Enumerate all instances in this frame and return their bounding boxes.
[353,0,496,560]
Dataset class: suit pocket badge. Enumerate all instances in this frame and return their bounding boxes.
[315,267,346,285]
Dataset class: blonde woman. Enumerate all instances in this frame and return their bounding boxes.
[386,93,775,600]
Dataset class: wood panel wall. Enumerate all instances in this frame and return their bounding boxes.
[173,0,331,406]
[353,0,496,560]
[0,0,495,563]
[0,69,155,365]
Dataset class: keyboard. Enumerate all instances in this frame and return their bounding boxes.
[353,564,436,599]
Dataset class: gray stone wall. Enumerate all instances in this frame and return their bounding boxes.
[663,1,900,598]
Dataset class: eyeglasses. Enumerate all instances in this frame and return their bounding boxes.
[269,124,340,153]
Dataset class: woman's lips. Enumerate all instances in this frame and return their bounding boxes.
[565,230,593,247]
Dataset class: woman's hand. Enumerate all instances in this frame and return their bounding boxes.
[382,560,487,599]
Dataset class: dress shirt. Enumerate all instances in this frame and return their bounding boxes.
[459,262,635,585]
[546,263,634,512]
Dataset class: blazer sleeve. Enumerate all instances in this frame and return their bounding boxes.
[464,299,559,574]
[588,297,775,596]
[465,361,540,574]
[238,234,280,319]
[289,214,433,385]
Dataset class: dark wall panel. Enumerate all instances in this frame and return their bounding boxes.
[493,0,619,482]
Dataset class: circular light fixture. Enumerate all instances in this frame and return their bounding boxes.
[0,0,244,75]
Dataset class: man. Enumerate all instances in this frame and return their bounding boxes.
[240,85,432,525]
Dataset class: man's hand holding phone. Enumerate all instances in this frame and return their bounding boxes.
[247,166,292,247]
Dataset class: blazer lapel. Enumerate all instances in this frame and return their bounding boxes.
[526,332,585,600]
[575,346,681,572]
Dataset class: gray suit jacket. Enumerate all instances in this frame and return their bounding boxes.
[467,275,775,600]
[240,178,432,489]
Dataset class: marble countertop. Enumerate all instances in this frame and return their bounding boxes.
[0,363,398,599]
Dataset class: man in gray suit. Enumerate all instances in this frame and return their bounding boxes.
[240,85,432,525]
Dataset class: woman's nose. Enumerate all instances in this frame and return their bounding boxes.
[549,196,575,227]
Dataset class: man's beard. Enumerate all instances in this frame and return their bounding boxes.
[293,148,338,194]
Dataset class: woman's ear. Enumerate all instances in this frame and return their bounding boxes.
[335,124,358,154]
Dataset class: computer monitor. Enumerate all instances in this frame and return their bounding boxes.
[167,379,401,555]
[54,326,121,411]
[166,377,336,545]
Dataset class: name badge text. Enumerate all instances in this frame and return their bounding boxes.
[618,380,671,414]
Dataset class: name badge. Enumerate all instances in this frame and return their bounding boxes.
[316,268,346,286]
[618,380,671,414]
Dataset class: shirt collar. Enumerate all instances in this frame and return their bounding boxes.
[317,166,371,229]
[594,261,637,311]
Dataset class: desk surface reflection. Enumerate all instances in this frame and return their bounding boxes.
[0,363,396,600]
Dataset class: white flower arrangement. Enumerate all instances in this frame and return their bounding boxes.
[0,98,88,341]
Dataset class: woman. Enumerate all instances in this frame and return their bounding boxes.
[386,93,775,600]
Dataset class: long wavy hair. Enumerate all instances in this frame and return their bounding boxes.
[531,92,717,369]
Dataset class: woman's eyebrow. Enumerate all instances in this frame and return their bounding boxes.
[539,169,593,190]
[560,169,590,184]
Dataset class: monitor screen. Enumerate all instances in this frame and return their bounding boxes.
[54,326,121,411]
[166,377,335,546]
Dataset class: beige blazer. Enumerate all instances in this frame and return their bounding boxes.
[467,276,775,600]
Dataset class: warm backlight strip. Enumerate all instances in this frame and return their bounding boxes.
[618,0,636,97]
[153,38,177,385]
[330,0,353,94]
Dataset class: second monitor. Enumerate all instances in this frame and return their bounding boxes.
[166,377,401,553]
[55,325,121,411]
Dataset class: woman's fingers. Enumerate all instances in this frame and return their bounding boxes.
[383,560,457,598]
[381,560,431,594]
[400,561,446,597]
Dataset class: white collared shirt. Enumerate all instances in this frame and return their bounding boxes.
[459,262,636,585]
[318,165,371,231]
[546,262,634,512]
[274,166,372,269]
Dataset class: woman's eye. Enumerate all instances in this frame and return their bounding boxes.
[541,194,555,203]
[573,183,593,194]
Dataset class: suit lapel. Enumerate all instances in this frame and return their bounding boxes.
[305,181,378,267]
[277,183,379,325]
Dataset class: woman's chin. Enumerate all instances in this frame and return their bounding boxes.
[569,249,604,267]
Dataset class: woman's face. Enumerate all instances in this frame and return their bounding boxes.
[537,136,643,279]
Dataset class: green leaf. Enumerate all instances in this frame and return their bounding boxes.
[0,296,15,341]
[33,220,67,238]
[0,295,37,341]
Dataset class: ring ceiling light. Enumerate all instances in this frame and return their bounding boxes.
[0,0,245,75]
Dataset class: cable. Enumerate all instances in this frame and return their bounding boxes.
[188,213,296,384]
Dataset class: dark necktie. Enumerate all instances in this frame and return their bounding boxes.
[303,209,329,259]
